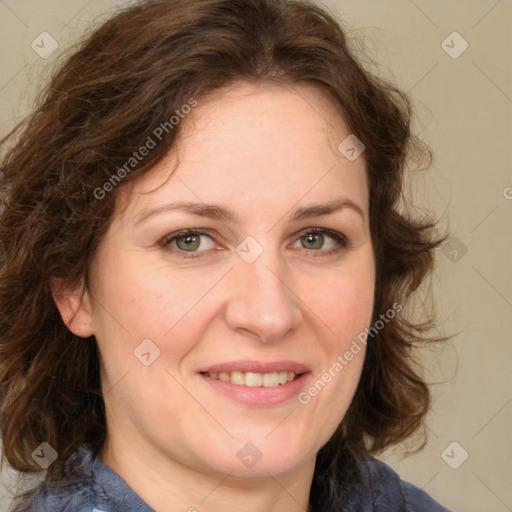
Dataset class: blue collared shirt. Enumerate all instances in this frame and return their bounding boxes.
[12,448,452,511]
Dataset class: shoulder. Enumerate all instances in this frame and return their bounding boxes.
[360,457,452,512]
[12,478,100,512]
[311,449,451,512]
[10,447,151,512]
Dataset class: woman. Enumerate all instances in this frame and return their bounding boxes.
[0,0,450,510]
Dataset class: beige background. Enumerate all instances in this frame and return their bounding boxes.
[0,1,510,511]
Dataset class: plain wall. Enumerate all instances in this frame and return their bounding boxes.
[0,1,510,511]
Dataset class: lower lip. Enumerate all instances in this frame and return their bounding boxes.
[199,372,311,406]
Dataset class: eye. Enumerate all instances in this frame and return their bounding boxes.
[292,228,349,256]
[160,229,217,258]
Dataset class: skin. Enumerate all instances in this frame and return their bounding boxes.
[53,81,375,512]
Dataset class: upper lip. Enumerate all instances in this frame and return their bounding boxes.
[199,360,310,374]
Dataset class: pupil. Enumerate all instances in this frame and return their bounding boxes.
[305,233,322,249]
[179,235,199,251]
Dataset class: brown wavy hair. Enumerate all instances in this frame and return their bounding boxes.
[0,0,446,507]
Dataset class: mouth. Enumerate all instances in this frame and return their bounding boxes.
[197,361,311,406]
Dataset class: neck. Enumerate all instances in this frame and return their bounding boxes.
[100,434,316,512]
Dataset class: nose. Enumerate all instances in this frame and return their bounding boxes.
[224,245,303,343]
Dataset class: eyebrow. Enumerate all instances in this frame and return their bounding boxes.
[133,197,365,225]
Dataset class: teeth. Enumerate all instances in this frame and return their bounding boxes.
[206,371,297,387]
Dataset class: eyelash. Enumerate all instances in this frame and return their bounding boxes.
[159,228,349,260]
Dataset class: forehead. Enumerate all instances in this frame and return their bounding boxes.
[178,81,353,168]
[118,81,368,219]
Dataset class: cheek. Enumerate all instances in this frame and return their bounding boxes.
[303,264,374,418]
[92,250,208,337]
[307,260,375,347]
[90,250,233,382]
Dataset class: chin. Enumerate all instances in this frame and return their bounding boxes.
[197,436,315,479]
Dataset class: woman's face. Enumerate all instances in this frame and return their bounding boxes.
[72,82,375,479]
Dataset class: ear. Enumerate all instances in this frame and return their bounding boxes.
[51,277,95,338]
